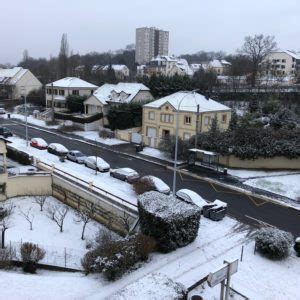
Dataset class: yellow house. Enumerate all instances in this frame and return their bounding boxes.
[142,91,231,148]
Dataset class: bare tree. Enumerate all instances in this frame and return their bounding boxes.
[19,208,34,231]
[34,196,47,212]
[75,202,96,240]
[238,34,277,87]
[119,211,131,235]
[58,33,69,78]
[47,204,69,233]
[0,202,14,249]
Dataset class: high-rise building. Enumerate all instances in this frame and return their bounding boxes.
[135,27,169,65]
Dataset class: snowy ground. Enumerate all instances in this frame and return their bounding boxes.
[4,196,104,269]
[2,113,60,129]
[73,131,127,146]
[228,168,300,201]
[140,147,184,164]
[7,136,137,206]
[1,211,298,300]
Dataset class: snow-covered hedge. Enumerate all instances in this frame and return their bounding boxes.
[110,273,187,300]
[138,191,201,253]
[255,227,294,260]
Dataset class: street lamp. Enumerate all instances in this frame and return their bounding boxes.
[172,90,198,195]
[20,86,29,147]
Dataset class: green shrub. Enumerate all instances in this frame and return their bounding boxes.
[255,228,293,260]
[7,147,31,165]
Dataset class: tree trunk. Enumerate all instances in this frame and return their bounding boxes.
[2,229,5,249]
[81,222,87,240]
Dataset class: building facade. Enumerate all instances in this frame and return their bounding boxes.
[135,27,169,64]
[0,67,42,99]
[45,77,98,111]
[142,91,231,148]
[264,50,300,76]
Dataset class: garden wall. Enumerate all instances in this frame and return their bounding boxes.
[219,155,300,170]
[115,127,141,142]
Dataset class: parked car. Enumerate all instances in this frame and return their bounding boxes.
[202,199,228,221]
[30,138,48,150]
[47,143,69,156]
[176,189,207,211]
[141,175,170,194]
[84,156,110,172]
[0,108,6,115]
[67,150,87,164]
[110,168,140,183]
[0,126,13,138]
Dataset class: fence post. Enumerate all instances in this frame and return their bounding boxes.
[240,245,244,262]
[64,247,67,268]
[89,182,93,189]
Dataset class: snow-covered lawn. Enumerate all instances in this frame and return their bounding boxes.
[245,174,300,201]
[0,202,299,299]
[4,196,104,269]
[5,113,59,129]
[140,146,184,164]
[73,131,128,146]
[7,136,137,206]
[228,168,299,179]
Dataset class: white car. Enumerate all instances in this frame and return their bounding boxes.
[67,150,87,164]
[84,156,110,172]
[176,189,207,210]
[47,143,68,156]
[141,175,170,194]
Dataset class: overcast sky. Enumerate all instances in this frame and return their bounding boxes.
[1,0,300,64]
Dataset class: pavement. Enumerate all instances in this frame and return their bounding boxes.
[2,118,300,236]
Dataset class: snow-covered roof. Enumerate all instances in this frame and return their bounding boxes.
[209,59,231,68]
[176,59,194,76]
[102,64,129,71]
[46,77,98,89]
[144,91,231,113]
[0,67,28,85]
[271,50,300,60]
[87,82,150,105]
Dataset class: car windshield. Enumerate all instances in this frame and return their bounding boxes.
[75,152,84,157]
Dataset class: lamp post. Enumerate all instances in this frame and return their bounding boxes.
[172,90,198,195]
[20,86,29,147]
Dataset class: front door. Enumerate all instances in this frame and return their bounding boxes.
[147,127,157,147]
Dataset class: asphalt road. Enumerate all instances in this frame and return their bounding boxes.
[2,119,300,236]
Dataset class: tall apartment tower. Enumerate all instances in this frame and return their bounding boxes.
[135,27,169,65]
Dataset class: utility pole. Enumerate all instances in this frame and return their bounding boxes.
[21,86,29,147]
[194,104,200,148]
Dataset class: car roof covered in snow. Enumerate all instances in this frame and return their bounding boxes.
[176,189,207,208]
[31,138,47,145]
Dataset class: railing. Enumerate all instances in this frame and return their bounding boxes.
[37,160,138,212]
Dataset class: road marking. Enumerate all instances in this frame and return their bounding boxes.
[118,155,133,161]
[245,215,275,228]
[247,195,268,207]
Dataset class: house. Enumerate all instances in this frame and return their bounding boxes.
[0,67,42,99]
[84,82,154,118]
[45,77,98,111]
[208,60,231,75]
[142,91,231,148]
[264,50,300,76]
[146,55,194,77]
[102,65,130,80]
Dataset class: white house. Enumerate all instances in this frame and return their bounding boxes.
[102,64,130,80]
[264,50,300,76]
[84,82,154,116]
[45,77,98,111]
[0,67,42,99]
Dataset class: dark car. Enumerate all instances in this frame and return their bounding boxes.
[110,168,140,183]
[0,127,13,138]
[47,143,69,156]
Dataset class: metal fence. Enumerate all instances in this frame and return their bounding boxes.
[8,240,84,270]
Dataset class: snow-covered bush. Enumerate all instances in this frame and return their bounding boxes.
[255,228,293,260]
[133,177,155,195]
[99,128,115,139]
[81,233,156,280]
[138,191,201,253]
[20,242,46,273]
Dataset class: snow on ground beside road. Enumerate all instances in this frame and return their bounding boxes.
[228,168,299,179]
[140,147,184,164]
[7,136,137,206]
[0,269,102,300]
[244,174,300,201]
[6,113,59,129]
[74,131,128,146]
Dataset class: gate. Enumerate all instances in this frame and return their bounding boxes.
[131,132,142,144]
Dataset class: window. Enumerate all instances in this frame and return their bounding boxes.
[59,89,65,96]
[281,65,285,69]
[282,59,286,63]
[204,116,211,125]
[53,89,58,95]
[184,115,191,125]
[148,111,155,120]
[222,114,227,123]
[72,90,79,96]
[183,132,191,140]
[160,114,173,123]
